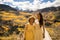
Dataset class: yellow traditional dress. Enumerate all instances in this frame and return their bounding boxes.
[34,19,43,40]
[25,23,35,40]
[25,19,43,40]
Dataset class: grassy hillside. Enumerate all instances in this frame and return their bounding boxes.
[0,4,60,40]
[42,11,60,40]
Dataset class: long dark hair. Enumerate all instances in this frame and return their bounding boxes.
[39,12,43,27]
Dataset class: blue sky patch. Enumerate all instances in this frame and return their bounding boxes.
[14,0,33,3]
[41,0,55,3]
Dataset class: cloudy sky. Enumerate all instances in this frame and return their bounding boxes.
[0,0,60,11]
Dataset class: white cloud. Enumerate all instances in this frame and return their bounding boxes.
[0,0,2,2]
[0,0,4,4]
[3,0,13,2]
[39,1,53,9]
[11,1,31,10]
[52,0,60,7]
[0,0,60,11]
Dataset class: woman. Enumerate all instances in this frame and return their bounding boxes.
[24,16,35,40]
[35,12,45,39]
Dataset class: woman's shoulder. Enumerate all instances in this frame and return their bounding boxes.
[35,19,39,24]
[25,23,30,26]
[33,23,39,26]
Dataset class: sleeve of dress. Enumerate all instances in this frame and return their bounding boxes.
[24,24,28,38]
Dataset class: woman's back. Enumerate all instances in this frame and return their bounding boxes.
[34,23,43,40]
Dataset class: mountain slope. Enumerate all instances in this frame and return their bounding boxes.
[0,4,17,11]
[37,6,60,12]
